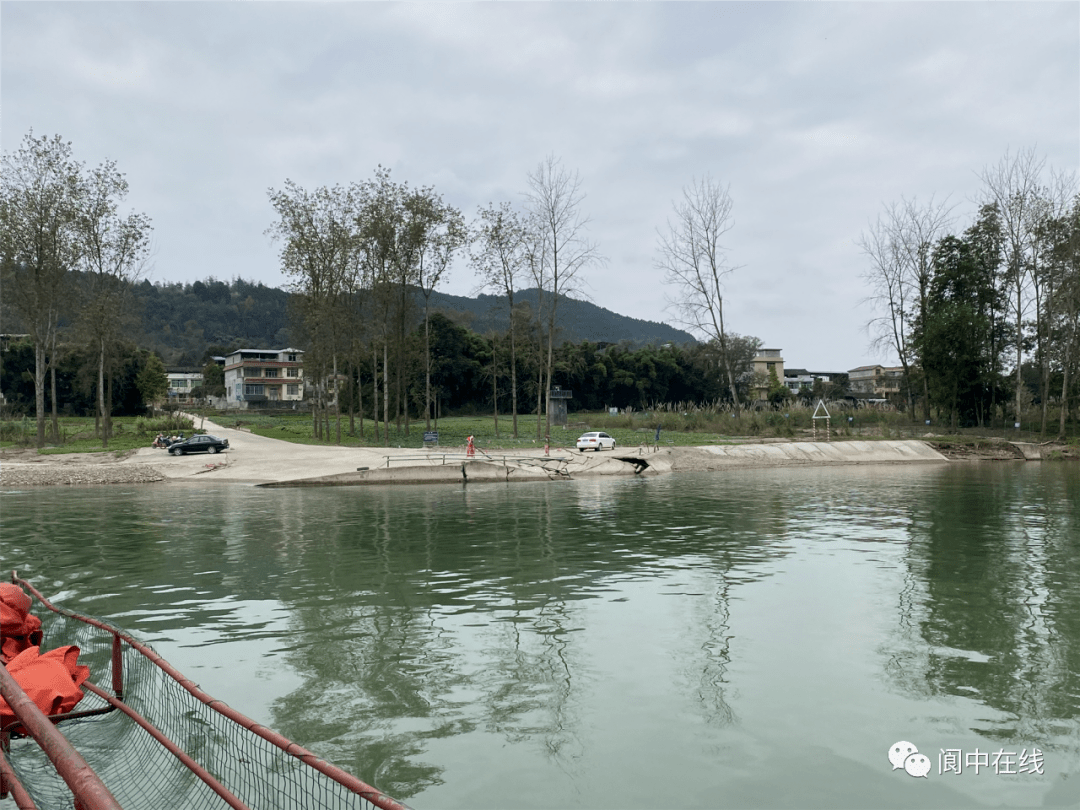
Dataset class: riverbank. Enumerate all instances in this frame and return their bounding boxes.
[0,416,948,488]
[5,416,1076,488]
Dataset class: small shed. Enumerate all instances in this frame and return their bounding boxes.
[549,387,572,426]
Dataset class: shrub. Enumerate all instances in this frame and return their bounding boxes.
[133,416,193,436]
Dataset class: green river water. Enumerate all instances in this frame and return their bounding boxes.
[1,462,1078,809]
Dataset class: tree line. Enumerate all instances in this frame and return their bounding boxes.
[14,130,1074,448]
[265,157,613,445]
[265,159,774,446]
[0,132,763,446]
[861,148,1080,435]
[321,312,779,438]
[1,132,153,447]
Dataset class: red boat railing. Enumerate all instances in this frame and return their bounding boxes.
[1,572,413,810]
[0,663,122,810]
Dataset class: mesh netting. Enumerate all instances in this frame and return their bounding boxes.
[5,604,395,810]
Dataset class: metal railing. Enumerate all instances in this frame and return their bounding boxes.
[2,573,412,810]
[381,452,573,468]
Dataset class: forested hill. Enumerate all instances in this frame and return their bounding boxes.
[133,278,291,365]
[427,288,695,347]
[133,278,696,365]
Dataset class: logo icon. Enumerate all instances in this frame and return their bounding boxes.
[889,741,918,770]
[889,741,929,778]
[904,752,931,778]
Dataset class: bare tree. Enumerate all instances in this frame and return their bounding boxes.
[0,132,82,446]
[859,196,954,419]
[656,175,746,415]
[897,197,954,420]
[859,212,916,414]
[471,202,529,437]
[525,155,604,439]
[980,147,1046,425]
[523,218,549,440]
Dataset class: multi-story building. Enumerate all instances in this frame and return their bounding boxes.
[750,348,784,401]
[223,348,304,407]
[847,364,904,398]
[783,369,842,396]
[166,369,203,404]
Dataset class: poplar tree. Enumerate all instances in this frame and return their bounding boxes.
[266,180,363,443]
[524,155,603,441]
[406,188,466,432]
[471,202,529,437]
[77,159,153,447]
[0,132,81,446]
[980,148,1046,425]
[656,175,745,415]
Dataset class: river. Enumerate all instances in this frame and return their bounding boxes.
[2,463,1078,808]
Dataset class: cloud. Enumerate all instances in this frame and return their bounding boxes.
[3,1,1076,370]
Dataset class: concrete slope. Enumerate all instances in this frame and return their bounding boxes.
[697,440,947,465]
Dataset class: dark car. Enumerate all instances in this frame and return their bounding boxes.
[169,434,230,456]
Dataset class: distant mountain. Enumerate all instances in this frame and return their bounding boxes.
[133,278,696,364]
[132,278,292,365]
[427,288,696,347]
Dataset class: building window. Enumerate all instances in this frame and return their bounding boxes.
[244,367,260,377]
[287,354,297,362]
[244,384,265,396]
[287,368,299,378]
[287,384,299,396]
[264,368,279,378]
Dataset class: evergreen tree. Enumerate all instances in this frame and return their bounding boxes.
[136,353,169,414]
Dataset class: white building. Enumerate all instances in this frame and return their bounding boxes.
[223,348,304,407]
[166,370,203,404]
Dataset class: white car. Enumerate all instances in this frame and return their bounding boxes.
[576,431,616,452]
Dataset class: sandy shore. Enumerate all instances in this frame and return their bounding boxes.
[0,417,974,488]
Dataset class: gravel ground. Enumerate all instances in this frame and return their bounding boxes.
[0,462,166,487]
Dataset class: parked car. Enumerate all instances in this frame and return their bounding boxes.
[576,431,615,452]
[169,434,230,456]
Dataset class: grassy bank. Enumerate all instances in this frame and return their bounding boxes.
[0,414,195,454]
[209,407,1074,449]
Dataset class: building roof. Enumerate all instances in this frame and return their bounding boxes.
[227,347,303,355]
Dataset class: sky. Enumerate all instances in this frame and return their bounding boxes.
[3,2,1077,372]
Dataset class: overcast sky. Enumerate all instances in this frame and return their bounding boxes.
[3,2,1077,371]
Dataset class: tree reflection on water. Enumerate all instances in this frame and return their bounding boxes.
[6,466,1076,806]
[886,464,1080,756]
[259,478,783,798]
